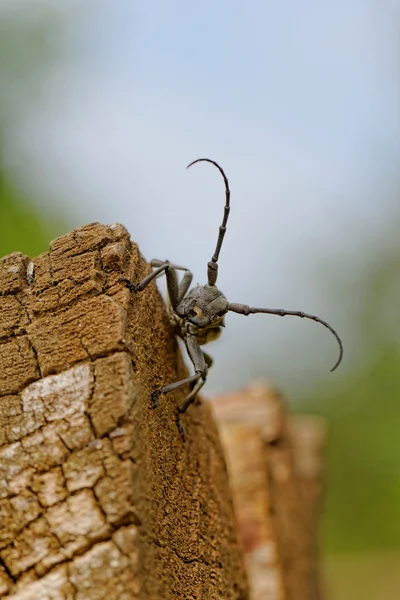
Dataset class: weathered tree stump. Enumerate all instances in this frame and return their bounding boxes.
[213,384,326,600]
[0,223,249,600]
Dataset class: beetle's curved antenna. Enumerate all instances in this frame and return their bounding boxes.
[187,158,230,286]
[228,303,343,371]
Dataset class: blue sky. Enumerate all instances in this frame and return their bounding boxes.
[3,0,400,396]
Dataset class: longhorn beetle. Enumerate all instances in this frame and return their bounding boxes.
[122,158,343,434]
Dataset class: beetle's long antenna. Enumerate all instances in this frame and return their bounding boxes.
[187,158,230,286]
[228,303,343,371]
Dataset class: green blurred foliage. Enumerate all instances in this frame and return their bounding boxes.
[300,256,400,554]
[0,171,64,258]
[325,551,400,600]
[0,6,67,259]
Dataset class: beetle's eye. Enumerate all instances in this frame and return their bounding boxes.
[188,306,203,319]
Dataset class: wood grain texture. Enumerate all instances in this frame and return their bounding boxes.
[213,383,326,600]
[0,223,249,600]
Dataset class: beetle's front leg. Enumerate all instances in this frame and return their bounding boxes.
[120,259,192,311]
[175,351,213,433]
[151,371,202,408]
[151,334,208,434]
[151,334,206,405]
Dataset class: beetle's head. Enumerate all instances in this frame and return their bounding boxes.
[176,284,228,328]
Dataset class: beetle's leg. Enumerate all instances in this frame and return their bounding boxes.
[152,334,206,403]
[120,260,192,310]
[202,352,213,369]
[188,352,213,393]
[151,372,202,408]
[121,260,188,292]
[152,335,208,433]
[164,266,179,308]
[177,379,206,435]
[150,260,188,270]
[151,260,193,309]
[176,351,213,432]
[177,270,193,303]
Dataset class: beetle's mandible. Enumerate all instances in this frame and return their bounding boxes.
[121,158,343,434]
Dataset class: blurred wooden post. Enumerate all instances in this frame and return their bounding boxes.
[213,383,326,600]
[0,223,249,600]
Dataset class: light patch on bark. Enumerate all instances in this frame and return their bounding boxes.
[21,364,93,422]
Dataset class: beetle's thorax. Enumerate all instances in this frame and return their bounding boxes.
[173,284,228,345]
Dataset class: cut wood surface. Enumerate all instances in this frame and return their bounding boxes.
[0,223,249,600]
[213,383,326,600]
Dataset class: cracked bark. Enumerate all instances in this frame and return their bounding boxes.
[213,383,326,600]
[0,223,249,600]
